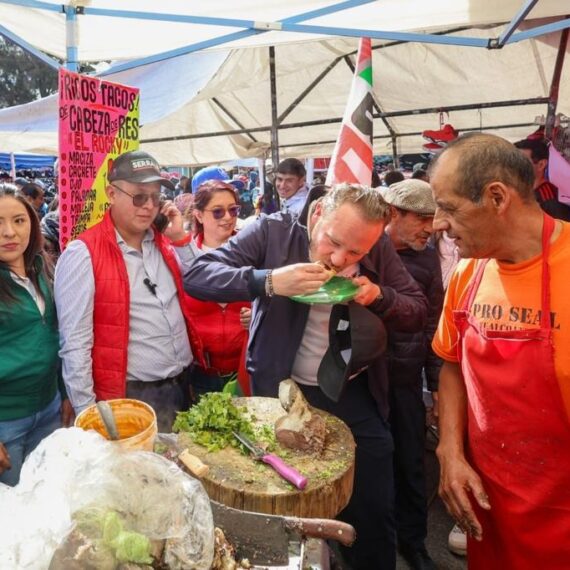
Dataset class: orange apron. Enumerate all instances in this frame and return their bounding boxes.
[453,215,570,569]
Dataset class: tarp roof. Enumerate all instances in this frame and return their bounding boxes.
[0,1,568,165]
[1,0,567,61]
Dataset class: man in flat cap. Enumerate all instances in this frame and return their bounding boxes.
[383,179,444,570]
[55,150,201,431]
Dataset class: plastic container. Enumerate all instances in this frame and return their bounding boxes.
[74,399,157,451]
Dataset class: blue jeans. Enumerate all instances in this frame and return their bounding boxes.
[0,393,62,486]
[189,366,235,404]
[126,373,190,433]
[299,373,396,570]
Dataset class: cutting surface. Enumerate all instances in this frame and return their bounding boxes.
[179,397,355,518]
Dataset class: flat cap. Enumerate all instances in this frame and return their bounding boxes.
[383,179,436,216]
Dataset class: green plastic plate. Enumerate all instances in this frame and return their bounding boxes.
[290,276,359,305]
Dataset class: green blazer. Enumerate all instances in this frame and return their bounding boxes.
[0,258,63,421]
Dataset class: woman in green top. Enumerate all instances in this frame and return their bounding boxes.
[0,185,73,486]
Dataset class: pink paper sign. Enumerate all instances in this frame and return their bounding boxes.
[58,69,140,249]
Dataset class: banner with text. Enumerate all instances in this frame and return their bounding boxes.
[58,69,140,249]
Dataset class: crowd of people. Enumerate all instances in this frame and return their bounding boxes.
[0,133,568,570]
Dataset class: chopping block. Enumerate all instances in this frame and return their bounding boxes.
[178,397,355,519]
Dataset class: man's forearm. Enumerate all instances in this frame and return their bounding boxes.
[436,360,468,458]
[54,241,97,414]
[60,353,96,413]
[182,221,269,301]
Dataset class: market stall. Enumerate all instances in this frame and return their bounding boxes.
[0,1,568,164]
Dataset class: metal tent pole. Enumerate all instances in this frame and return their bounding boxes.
[64,4,79,72]
[496,0,539,48]
[95,0,376,76]
[276,121,537,150]
[212,98,258,143]
[0,24,60,70]
[545,27,569,140]
[142,97,549,144]
[269,45,280,171]
[391,136,399,168]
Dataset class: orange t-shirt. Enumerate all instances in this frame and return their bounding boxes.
[432,222,570,417]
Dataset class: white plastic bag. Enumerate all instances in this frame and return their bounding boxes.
[0,428,214,570]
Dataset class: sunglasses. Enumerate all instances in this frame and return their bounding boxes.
[111,184,161,207]
[203,205,241,220]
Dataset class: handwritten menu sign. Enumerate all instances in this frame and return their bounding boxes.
[58,69,139,249]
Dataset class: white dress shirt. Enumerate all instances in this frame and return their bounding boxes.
[54,229,192,413]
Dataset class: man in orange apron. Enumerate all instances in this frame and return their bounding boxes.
[429,133,570,569]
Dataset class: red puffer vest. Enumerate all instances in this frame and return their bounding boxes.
[79,210,204,401]
[186,233,250,375]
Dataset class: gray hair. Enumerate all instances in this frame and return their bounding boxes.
[429,132,535,203]
[0,183,18,193]
[321,183,391,223]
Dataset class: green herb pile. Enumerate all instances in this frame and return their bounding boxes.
[173,392,256,452]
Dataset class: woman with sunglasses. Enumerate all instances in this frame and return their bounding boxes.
[0,185,73,486]
[185,180,251,400]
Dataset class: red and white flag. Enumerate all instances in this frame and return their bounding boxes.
[326,38,373,186]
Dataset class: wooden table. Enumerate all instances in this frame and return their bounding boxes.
[179,397,355,519]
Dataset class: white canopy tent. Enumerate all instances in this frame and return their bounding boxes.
[0,0,568,165]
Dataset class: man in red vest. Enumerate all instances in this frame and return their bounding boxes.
[54,150,200,432]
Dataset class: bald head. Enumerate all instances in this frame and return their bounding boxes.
[429,132,535,203]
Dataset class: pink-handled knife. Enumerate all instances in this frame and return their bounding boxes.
[233,431,308,490]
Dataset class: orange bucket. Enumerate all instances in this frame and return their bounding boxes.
[74,399,157,451]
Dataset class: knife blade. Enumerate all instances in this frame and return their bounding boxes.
[211,500,356,565]
[233,431,308,490]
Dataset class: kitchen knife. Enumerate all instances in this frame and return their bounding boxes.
[178,448,209,477]
[156,434,210,478]
[233,431,307,490]
[211,500,356,566]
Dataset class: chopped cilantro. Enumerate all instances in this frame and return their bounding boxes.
[173,393,255,452]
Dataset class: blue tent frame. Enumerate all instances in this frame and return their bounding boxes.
[0,0,568,164]
[1,0,568,72]
[0,153,55,170]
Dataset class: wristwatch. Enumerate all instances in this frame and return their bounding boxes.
[265,270,275,297]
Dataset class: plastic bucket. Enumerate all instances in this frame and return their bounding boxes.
[74,398,157,451]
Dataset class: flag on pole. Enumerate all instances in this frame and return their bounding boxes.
[326,38,373,186]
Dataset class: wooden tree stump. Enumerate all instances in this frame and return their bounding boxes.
[178,397,355,519]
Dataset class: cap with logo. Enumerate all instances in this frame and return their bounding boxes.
[108,150,174,190]
[191,166,230,194]
[382,179,436,216]
[317,303,387,402]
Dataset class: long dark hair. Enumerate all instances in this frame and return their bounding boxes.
[188,180,239,235]
[0,184,48,305]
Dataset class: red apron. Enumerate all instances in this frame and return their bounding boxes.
[453,215,570,569]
